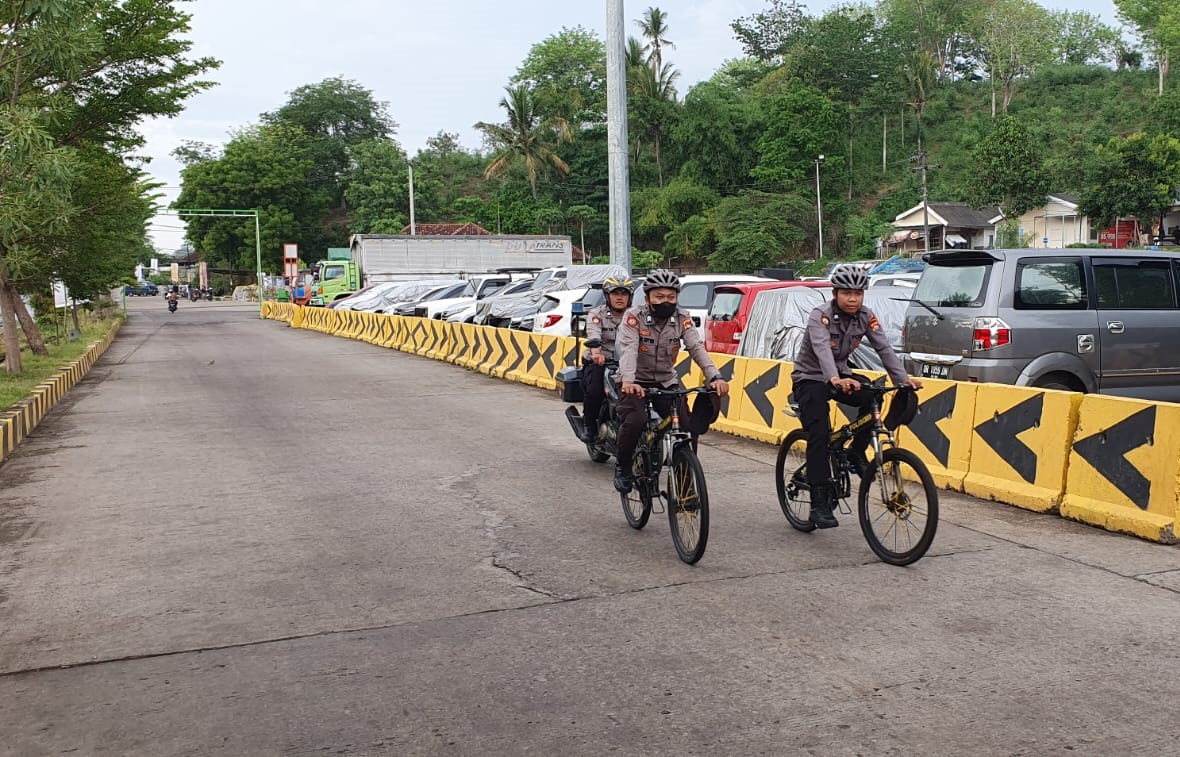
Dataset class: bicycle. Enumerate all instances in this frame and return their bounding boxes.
[775,381,938,566]
[616,384,715,565]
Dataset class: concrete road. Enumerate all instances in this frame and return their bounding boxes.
[2,298,1180,755]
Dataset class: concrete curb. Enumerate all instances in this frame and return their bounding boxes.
[0,319,123,464]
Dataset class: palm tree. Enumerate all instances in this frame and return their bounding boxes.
[474,85,571,200]
[567,204,597,255]
[631,60,680,186]
[637,7,674,69]
[902,49,936,150]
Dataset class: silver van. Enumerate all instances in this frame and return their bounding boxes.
[903,248,1180,402]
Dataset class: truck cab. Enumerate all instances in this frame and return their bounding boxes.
[310,252,360,306]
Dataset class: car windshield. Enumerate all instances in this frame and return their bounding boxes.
[913,262,990,307]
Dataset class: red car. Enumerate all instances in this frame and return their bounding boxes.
[705,280,830,354]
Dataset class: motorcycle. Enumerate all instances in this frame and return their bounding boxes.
[558,302,621,464]
[167,292,178,313]
[189,288,200,302]
[205,288,214,301]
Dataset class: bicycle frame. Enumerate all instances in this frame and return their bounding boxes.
[826,393,897,500]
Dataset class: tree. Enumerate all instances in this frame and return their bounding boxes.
[969,0,1057,116]
[475,85,571,200]
[342,139,409,234]
[410,132,486,224]
[968,116,1049,216]
[752,82,846,189]
[1080,132,1180,229]
[707,192,814,272]
[629,58,680,186]
[1116,0,1177,95]
[262,77,396,203]
[566,204,597,255]
[731,0,808,62]
[1050,10,1122,66]
[0,0,217,373]
[669,80,763,192]
[174,124,331,270]
[637,7,674,69]
[511,26,606,125]
[901,49,937,148]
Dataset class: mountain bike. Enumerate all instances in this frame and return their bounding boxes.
[775,382,938,566]
[618,385,714,565]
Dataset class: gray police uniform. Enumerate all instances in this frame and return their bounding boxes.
[614,304,720,471]
[582,304,622,361]
[616,304,719,386]
[791,301,907,386]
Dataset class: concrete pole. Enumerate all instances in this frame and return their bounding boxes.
[815,155,824,260]
[408,163,416,235]
[606,0,632,273]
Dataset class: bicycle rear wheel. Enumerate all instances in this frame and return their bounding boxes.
[665,443,709,564]
[775,430,816,532]
[620,449,653,529]
[858,447,938,565]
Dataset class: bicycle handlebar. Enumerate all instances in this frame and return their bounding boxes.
[644,385,716,398]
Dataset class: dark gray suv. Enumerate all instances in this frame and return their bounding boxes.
[903,248,1180,402]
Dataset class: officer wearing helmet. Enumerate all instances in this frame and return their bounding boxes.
[613,269,730,493]
[578,275,635,443]
[792,264,922,529]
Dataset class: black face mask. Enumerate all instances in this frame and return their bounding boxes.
[651,302,677,319]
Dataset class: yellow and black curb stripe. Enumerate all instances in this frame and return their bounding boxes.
[0,319,122,465]
[263,303,1180,545]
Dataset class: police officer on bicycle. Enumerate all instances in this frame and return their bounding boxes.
[614,269,730,493]
[792,264,922,529]
[578,275,634,443]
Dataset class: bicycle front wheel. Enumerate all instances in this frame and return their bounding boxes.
[620,448,653,529]
[666,443,709,564]
[775,430,816,532]
[858,447,938,565]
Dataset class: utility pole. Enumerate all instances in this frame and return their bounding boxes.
[814,154,825,259]
[606,0,632,272]
[911,150,940,254]
[408,163,416,235]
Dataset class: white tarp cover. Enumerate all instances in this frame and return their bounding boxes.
[738,286,913,372]
[488,264,626,318]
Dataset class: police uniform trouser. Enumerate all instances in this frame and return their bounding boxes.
[581,360,606,430]
[795,375,875,487]
[616,384,685,472]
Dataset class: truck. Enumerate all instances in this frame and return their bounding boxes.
[309,235,574,306]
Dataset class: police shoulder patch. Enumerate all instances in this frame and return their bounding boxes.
[820,315,830,327]
[591,315,602,324]
[869,315,881,331]
[625,313,639,328]
[683,318,693,330]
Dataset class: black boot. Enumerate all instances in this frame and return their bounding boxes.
[614,461,633,493]
[809,483,839,529]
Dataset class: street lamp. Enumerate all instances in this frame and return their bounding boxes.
[815,154,825,259]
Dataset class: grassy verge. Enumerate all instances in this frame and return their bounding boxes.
[0,315,123,411]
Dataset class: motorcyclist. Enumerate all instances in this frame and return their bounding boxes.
[577,276,634,443]
[612,269,730,493]
[791,264,922,529]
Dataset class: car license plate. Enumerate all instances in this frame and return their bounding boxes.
[920,363,950,379]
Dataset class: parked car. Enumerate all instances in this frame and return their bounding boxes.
[410,274,516,319]
[676,274,771,332]
[123,283,158,296]
[440,278,536,323]
[904,248,1180,401]
[390,281,470,316]
[868,255,926,286]
[480,265,623,328]
[704,280,831,354]
[334,282,410,311]
[326,282,383,309]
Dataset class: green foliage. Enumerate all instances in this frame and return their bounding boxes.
[707,192,814,272]
[968,115,1049,215]
[174,123,331,270]
[730,0,808,62]
[1080,131,1180,227]
[342,139,408,234]
[753,81,846,189]
[512,26,606,124]
[475,85,571,200]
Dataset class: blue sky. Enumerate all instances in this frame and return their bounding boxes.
[140,0,1124,254]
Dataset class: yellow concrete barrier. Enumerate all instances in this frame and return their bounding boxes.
[894,378,978,490]
[1060,395,1180,543]
[722,356,800,444]
[964,383,1081,513]
[523,332,562,390]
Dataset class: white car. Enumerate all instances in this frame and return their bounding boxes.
[531,289,591,336]
[440,278,536,322]
[676,274,772,334]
